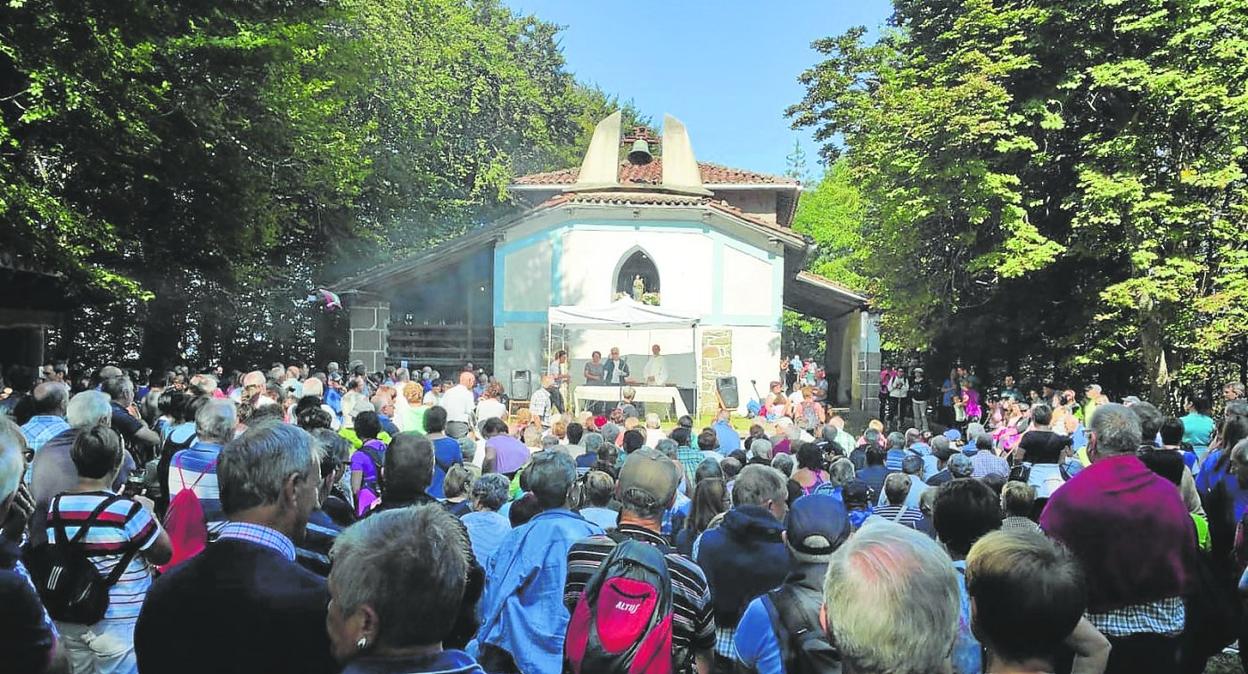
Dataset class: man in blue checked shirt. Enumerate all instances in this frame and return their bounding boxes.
[19,382,71,481]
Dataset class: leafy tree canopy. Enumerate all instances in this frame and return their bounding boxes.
[1,0,627,368]
[790,0,1248,403]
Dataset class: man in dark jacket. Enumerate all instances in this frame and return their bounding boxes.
[135,422,337,674]
[694,464,791,673]
[733,493,850,673]
[857,446,890,499]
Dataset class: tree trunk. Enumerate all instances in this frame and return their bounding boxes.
[1138,301,1169,409]
[139,277,183,368]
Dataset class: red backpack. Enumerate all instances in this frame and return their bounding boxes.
[159,459,216,573]
[565,537,674,674]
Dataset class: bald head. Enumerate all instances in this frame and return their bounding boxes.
[31,381,70,416]
[301,377,324,398]
[459,371,475,388]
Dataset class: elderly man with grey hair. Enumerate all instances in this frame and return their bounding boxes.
[564,448,715,674]
[969,432,1007,478]
[576,431,605,472]
[20,381,70,464]
[101,375,161,455]
[135,422,336,674]
[167,398,239,538]
[695,464,792,669]
[476,451,602,674]
[747,437,774,466]
[823,520,961,674]
[29,390,136,545]
[1041,403,1196,673]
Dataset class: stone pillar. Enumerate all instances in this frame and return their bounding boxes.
[348,299,390,373]
[699,329,733,416]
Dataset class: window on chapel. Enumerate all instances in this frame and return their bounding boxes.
[615,250,660,303]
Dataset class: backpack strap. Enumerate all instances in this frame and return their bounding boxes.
[52,494,121,546]
[891,505,908,523]
[100,500,145,587]
[52,495,144,588]
[175,456,218,493]
[760,592,795,670]
[606,528,674,557]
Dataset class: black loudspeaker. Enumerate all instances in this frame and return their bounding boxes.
[716,376,739,409]
[511,370,531,400]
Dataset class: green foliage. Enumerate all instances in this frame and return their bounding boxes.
[790,0,1248,401]
[792,160,869,295]
[1,0,604,367]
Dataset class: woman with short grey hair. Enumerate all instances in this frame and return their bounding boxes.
[462,473,512,568]
[327,505,484,673]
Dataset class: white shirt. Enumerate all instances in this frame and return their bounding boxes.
[441,385,475,424]
[475,398,507,424]
[643,355,668,386]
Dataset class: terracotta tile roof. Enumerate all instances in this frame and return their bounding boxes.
[513,160,799,186]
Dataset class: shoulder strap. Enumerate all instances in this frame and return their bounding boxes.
[176,456,218,493]
[891,505,908,523]
[761,593,795,670]
[101,500,145,587]
[52,494,121,546]
[606,528,674,557]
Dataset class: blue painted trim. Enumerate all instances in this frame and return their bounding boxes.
[550,231,563,306]
[492,246,505,326]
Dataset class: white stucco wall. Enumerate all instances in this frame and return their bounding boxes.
[560,228,713,311]
[719,325,783,410]
[491,205,788,404]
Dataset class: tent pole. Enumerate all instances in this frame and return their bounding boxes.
[692,323,699,419]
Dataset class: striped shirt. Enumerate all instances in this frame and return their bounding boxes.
[871,504,925,530]
[46,491,161,620]
[296,509,342,577]
[168,442,227,537]
[564,524,715,671]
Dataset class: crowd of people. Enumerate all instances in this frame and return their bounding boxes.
[1,357,1247,674]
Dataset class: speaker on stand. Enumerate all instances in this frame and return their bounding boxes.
[511,370,532,400]
[716,376,739,409]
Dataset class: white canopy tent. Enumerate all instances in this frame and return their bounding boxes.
[547,298,701,416]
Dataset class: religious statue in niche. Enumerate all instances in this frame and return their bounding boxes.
[632,274,645,300]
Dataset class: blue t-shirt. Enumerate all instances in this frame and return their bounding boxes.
[429,436,464,499]
[1182,413,1215,452]
[734,595,784,674]
[952,560,983,674]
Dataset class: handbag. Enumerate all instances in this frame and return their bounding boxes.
[1008,462,1031,483]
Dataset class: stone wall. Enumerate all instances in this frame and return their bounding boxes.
[699,328,732,416]
[348,299,390,373]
